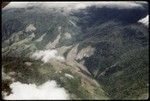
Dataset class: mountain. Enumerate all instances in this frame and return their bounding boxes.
[2,2,149,100]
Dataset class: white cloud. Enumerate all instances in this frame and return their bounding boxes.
[3,2,29,9]
[31,49,64,63]
[4,80,70,100]
[4,1,146,10]
[138,15,149,27]
[92,1,144,9]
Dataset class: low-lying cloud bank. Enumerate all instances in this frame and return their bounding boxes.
[31,49,64,63]
[4,1,147,10]
[4,80,70,100]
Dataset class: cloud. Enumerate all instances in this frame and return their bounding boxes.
[31,49,64,63]
[69,1,145,10]
[4,1,147,10]
[3,2,29,9]
[91,1,145,9]
[138,15,149,27]
[4,80,70,100]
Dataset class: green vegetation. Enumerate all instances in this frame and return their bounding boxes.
[81,22,149,99]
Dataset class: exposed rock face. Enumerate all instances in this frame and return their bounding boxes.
[45,26,62,49]
[45,33,61,49]
[66,44,79,61]
[76,45,95,60]
[24,62,32,66]
[25,24,36,32]
[35,33,47,42]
